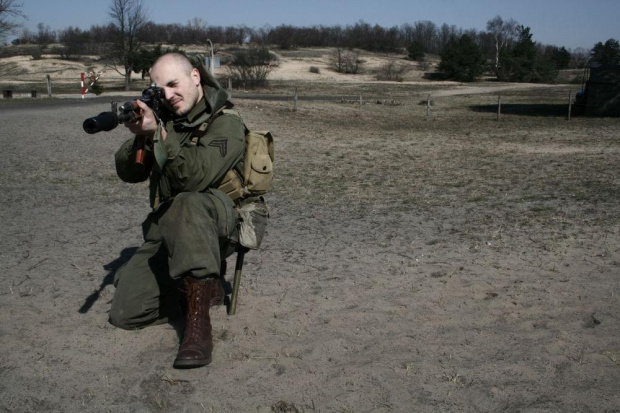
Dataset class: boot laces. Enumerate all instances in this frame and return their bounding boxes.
[183,280,209,343]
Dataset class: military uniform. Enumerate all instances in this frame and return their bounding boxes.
[109,75,245,331]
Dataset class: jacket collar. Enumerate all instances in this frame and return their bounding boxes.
[172,92,211,128]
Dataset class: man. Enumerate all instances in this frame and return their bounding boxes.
[109,53,246,369]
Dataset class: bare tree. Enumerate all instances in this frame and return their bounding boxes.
[35,22,56,45]
[400,23,415,46]
[108,0,149,90]
[14,26,31,43]
[0,0,25,42]
[375,60,409,81]
[438,23,459,53]
[570,47,590,69]
[186,17,208,44]
[486,15,519,75]
[412,21,438,54]
[328,48,362,74]
[248,25,271,45]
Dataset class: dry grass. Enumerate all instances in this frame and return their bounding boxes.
[252,85,619,246]
[1,58,618,412]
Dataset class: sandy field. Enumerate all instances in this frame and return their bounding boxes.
[0,48,439,92]
[1,50,619,412]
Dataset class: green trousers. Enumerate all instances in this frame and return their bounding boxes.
[109,189,238,330]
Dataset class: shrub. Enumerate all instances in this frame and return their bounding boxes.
[309,66,320,74]
[31,47,42,60]
[418,61,431,71]
[328,48,362,74]
[231,46,276,66]
[407,41,425,61]
[226,46,274,89]
[89,81,104,95]
[375,61,408,81]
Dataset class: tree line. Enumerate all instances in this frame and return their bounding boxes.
[1,0,618,87]
[437,16,619,83]
[8,17,590,65]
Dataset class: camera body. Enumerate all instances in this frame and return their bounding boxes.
[82,84,165,134]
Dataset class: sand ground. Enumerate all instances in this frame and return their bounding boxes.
[1,50,619,412]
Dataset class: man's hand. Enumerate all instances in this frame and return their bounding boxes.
[124,100,162,138]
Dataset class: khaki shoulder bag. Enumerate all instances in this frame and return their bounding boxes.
[216,109,274,201]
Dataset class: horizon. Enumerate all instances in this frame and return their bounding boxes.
[10,0,620,51]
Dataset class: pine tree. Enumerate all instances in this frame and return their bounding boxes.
[438,35,485,82]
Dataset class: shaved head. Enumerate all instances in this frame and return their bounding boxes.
[150,52,203,117]
[151,53,194,76]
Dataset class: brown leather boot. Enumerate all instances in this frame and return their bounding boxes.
[174,277,217,369]
[209,260,227,307]
[209,277,224,307]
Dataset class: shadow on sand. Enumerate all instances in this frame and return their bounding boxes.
[78,247,137,314]
[470,103,574,117]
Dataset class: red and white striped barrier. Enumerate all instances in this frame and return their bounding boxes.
[81,72,86,98]
[80,71,101,97]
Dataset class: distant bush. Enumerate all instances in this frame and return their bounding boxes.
[309,66,320,74]
[226,46,274,89]
[30,47,42,60]
[417,60,431,71]
[328,48,362,74]
[230,46,277,67]
[407,41,425,61]
[90,81,104,95]
[375,61,408,81]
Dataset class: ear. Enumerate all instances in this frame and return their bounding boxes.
[191,68,201,86]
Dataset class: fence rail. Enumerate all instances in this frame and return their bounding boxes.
[232,88,583,120]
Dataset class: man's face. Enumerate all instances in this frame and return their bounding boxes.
[150,59,203,117]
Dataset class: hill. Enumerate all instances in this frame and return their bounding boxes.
[0,45,443,94]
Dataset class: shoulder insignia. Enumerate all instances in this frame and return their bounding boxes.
[208,139,228,157]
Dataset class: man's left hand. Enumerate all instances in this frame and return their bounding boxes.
[125,100,159,138]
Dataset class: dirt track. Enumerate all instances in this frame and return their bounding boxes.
[429,83,558,97]
[1,91,620,412]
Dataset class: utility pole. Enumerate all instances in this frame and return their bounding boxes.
[207,39,215,74]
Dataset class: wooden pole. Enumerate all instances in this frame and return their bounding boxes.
[46,74,52,97]
[293,88,298,112]
[426,94,430,120]
[567,90,573,120]
[497,93,502,121]
[359,93,363,108]
[227,249,247,315]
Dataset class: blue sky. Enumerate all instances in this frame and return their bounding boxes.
[15,0,620,50]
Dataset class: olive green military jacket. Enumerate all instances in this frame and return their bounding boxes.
[114,87,245,209]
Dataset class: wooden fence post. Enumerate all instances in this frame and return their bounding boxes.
[567,90,573,120]
[497,93,502,121]
[359,93,363,108]
[293,88,298,112]
[426,94,431,120]
[46,74,52,97]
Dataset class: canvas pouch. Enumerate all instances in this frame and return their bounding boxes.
[236,197,269,249]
